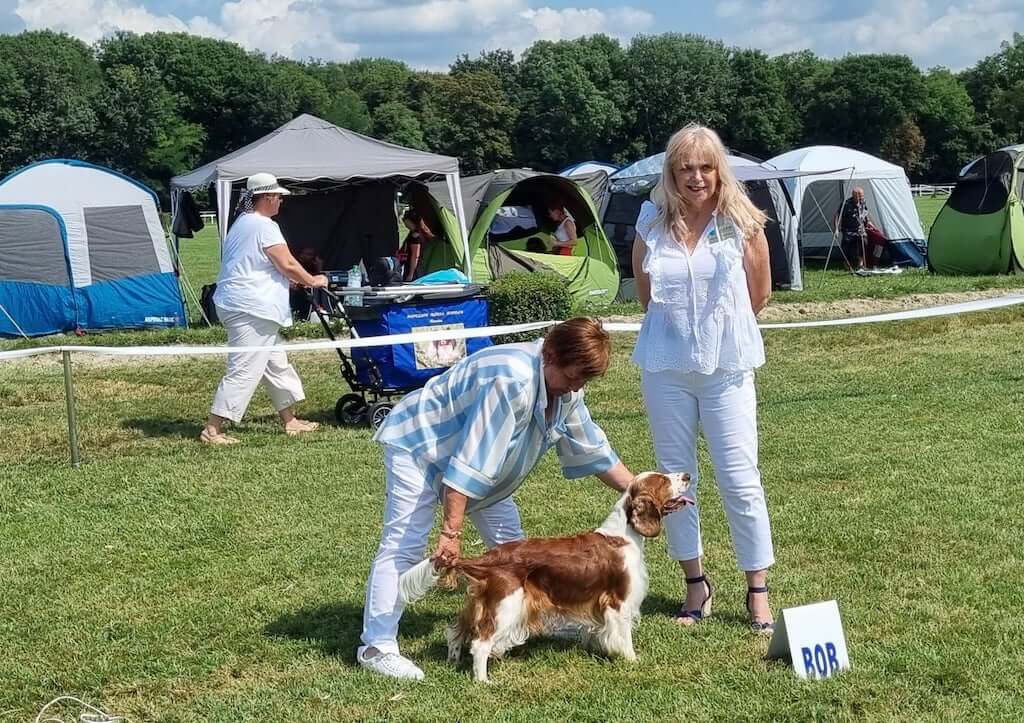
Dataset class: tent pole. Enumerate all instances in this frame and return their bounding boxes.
[62,350,81,467]
[447,173,472,280]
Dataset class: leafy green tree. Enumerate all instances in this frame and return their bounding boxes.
[918,68,989,181]
[450,49,520,100]
[372,100,426,149]
[625,34,736,156]
[96,63,205,197]
[0,31,103,171]
[962,33,1024,145]
[340,58,415,111]
[802,54,927,162]
[514,37,629,170]
[771,51,833,142]
[323,88,372,133]
[96,32,327,164]
[421,70,515,173]
[725,49,796,158]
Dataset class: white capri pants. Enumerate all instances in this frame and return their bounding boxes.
[641,367,774,571]
[359,445,525,658]
[210,308,305,423]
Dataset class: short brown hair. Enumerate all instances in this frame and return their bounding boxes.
[542,317,611,379]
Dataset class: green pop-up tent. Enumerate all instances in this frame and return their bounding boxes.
[420,169,619,306]
[928,144,1024,274]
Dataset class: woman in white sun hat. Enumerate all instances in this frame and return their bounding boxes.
[199,173,329,445]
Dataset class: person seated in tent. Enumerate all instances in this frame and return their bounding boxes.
[837,187,871,271]
[399,208,435,281]
[289,246,323,320]
[547,200,578,256]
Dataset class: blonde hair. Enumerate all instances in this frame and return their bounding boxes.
[650,124,766,243]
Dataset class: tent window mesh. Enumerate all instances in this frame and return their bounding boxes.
[948,152,1013,215]
[85,205,160,282]
[0,208,70,285]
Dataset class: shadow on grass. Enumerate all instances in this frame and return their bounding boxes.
[123,417,201,440]
[264,601,446,664]
[123,409,342,440]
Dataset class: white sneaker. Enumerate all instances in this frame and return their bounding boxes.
[358,651,425,681]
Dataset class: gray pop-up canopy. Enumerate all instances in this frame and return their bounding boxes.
[170,114,471,274]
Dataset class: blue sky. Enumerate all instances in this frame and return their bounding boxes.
[4,0,1020,71]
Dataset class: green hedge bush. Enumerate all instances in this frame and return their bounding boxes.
[487,271,573,343]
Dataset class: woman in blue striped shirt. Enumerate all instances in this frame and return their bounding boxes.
[357,318,638,681]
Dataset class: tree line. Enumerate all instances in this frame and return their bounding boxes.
[0,29,1021,204]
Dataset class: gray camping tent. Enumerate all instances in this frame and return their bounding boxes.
[170,114,471,275]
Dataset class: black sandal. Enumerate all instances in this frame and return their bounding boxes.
[746,585,775,635]
[675,575,713,625]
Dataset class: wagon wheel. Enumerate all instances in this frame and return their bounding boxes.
[368,401,395,431]
[335,393,368,426]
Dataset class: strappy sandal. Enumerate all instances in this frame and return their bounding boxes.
[284,419,320,436]
[199,429,240,445]
[747,585,775,636]
[674,575,713,626]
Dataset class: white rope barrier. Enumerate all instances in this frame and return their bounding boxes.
[604,293,1024,332]
[2,295,1024,363]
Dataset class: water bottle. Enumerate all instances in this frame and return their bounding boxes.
[345,265,362,306]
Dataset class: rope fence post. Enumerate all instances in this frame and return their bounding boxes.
[62,350,81,467]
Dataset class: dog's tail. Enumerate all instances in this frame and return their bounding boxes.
[398,559,441,604]
[398,558,487,604]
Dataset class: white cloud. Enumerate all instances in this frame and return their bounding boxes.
[219,0,358,59]
[15,0,221,43]
[485,5,653,54]
[715,0,1022,69]
[12,0,650,63]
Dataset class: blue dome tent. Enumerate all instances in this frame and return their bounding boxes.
[0,160,185,337]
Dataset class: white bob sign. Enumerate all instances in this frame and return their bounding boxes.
[767,600,851,679]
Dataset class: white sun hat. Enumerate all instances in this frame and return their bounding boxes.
[246,172,291,196]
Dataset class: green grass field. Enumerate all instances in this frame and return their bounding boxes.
[2,310,1024,721]
[3,193,1024,721]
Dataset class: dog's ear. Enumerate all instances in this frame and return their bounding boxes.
[628,492,662,538]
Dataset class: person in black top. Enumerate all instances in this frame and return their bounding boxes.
[838,187,869,271]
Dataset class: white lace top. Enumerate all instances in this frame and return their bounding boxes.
[631,200,765,374]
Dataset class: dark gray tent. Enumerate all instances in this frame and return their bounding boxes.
[170,114,471,274]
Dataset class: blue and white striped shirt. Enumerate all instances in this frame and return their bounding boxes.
[373,340,620,513]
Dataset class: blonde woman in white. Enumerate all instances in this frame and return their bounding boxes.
[631,124,776,634]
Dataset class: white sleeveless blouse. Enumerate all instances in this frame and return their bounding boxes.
[631,200,765,374]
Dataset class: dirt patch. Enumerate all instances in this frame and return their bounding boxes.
[603,288,1024,324]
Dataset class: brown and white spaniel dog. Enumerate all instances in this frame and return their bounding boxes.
[432,471,691,682]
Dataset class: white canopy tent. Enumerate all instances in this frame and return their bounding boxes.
[766,146,926,265]
[170,114,472,276]
[560,161,619,178]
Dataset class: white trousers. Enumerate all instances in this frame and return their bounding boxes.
[359,445,525,657]
[641,368,774,571]
[210,308,305,423]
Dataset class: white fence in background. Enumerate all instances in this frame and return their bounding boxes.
[911,184,954,198]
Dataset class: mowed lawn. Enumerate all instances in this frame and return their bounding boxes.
[2,307,1024,720]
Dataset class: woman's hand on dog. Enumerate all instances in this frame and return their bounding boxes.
[432,534,461,569]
